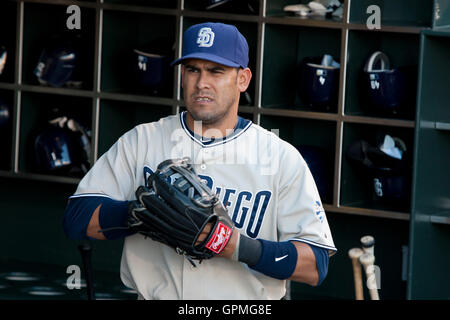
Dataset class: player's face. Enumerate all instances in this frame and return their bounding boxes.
[181,59,251,128]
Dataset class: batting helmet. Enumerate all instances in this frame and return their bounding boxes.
[133,39,173,95]
[346,134,410,204]
[299,55,340,111]
[34,33,84,88]
[133,49,170,95]
[34,116,91,177]
[363,51,411,116]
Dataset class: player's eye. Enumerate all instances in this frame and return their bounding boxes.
[185,65,199,73]
[210,67,225,74]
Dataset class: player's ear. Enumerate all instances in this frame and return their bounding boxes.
[237,67,252,93]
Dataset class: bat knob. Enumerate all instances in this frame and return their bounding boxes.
[360,235,375,248]
[359,252,375,266]
[348,247,364,260]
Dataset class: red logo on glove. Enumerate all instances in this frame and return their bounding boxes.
[205,222,232,254]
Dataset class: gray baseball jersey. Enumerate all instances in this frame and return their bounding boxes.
[72,112,336,299]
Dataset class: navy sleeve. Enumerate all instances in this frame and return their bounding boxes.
[63,196,133,240]
[308,244,330,286]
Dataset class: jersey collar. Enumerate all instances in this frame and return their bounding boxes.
[179,111,252,148]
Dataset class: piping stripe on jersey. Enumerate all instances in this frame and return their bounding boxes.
[69,193,113,199]
[289,238,338,254]
[179,111,252,148]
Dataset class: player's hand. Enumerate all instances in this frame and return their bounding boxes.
[195,222,212,245]
[196,223,238,259]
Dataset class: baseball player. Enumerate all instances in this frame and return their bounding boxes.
[63,22,337,300]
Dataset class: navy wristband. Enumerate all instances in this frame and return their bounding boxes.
[250,239,298,280]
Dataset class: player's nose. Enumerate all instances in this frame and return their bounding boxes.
[195,71,211,90]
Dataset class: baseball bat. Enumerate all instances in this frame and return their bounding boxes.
[78,241,95,300]
[348,247,364,300]
[359,252,379,300]
[360,235,375,256]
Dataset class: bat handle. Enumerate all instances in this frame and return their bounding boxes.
[361,235,375,256]
[359,253,380,301]
[348,248,364,300]
[78,241,95,301]
[351,259,364,300]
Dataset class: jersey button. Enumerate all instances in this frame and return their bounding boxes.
[200,164,206,170]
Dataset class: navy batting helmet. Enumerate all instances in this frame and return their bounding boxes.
[34,33,84,88]
[299,55,340,111]
[363,51,412,116]
[133,39,174,95]
[34,116,91,177]
[34,125,75,172]
[133,49,170,94]
[346,134,410,204]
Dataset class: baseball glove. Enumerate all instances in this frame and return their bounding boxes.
[128,157,234,265]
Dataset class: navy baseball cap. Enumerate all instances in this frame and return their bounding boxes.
[171,22,249,68]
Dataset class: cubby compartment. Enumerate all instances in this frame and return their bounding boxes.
[22,3,96,91]
[0,1,17,84]
[181,17,258,107]
[340,122,414,214]
[416,34,450,124]
[345,30,420,120]
[184,0,259,15]
[103,0,177,8]
[97,100,173,157]
[262,23,341,112]
[413,128,450,214]
[101,9,176,98]
[18,92,93,179]
[349,0,433,28]
[260,115,336,204]
[0,89,14,171]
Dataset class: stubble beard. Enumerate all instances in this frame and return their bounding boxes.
[187,96,236,127]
